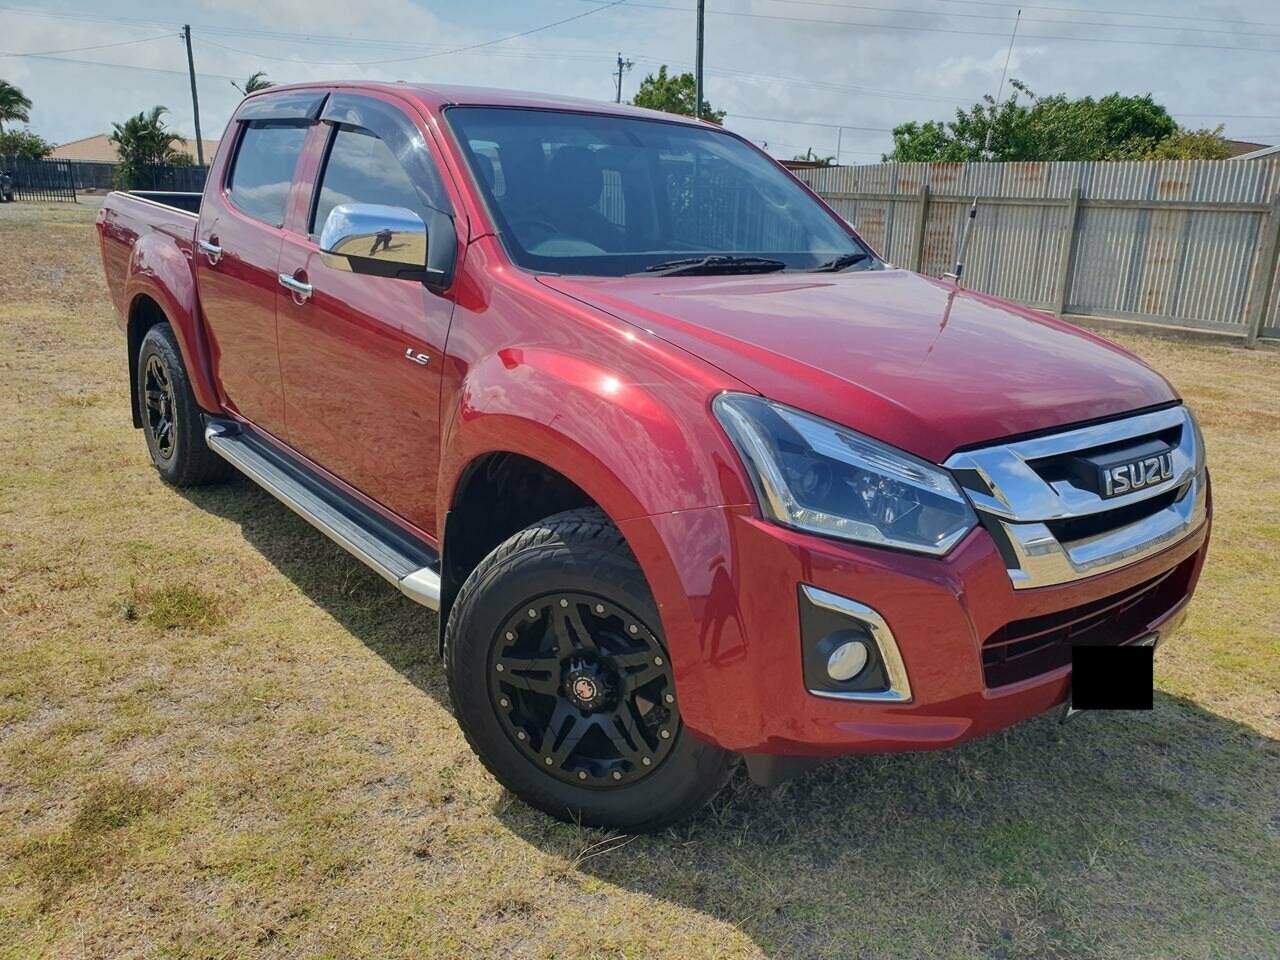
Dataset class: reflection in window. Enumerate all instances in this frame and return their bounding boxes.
[312,125,431,233]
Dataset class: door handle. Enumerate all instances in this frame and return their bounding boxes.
[198,239,223,265]
[278,272,313,302]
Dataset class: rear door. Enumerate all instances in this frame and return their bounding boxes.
[275,92,458,537]
[196,92,324,438]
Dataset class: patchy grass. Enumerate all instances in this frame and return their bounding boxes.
[0,200,1276,959]
[123,581,227,632]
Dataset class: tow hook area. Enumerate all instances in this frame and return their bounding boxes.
[1061,629,1163,723]
[741,753,828,788]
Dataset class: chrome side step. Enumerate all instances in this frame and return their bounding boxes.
[204,419,441,610]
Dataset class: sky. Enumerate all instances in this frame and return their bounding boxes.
[3,0,1279,163]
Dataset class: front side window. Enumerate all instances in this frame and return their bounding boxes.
[226,121,308,226]
[445,106,869,277]
[311,125,435,234]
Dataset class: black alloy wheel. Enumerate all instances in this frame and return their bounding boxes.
[135,323,232,487]
[444,507,735,830]
[489,592,678,787]
[143,353,177,461]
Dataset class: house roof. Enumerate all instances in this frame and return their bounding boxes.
[1232,143,1280,160]
[50,134,219,164]
[1222,139,1270,158]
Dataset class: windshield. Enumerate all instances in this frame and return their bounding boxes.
[445,106,871,277]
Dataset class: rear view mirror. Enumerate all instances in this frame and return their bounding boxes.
[320,203,454,288]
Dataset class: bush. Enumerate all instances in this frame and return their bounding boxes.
[0,128,54,160]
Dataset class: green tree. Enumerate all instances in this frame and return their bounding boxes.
[631,66,725,123]
[109,106,191,189]
[0,80,33,133]
[792,147,836,164]
[0,128,54,159]
[1118,124,1232,161]
[883,81,1224,162]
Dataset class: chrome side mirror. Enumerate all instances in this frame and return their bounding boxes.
[320,203,454,286]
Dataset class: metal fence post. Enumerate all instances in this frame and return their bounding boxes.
[911,184,930,272]
[1052,186,1082,318]
[1244,193,1280,348]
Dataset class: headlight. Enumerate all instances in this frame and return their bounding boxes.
[1187,405,1207,475]
[713,393,977,554]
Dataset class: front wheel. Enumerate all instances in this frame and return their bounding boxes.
[444,508,734,831]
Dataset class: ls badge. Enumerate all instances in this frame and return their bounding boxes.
[404,348,431,366]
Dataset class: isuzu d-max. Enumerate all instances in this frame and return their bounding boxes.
[97,83,1211,829]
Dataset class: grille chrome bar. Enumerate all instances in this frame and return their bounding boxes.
[991,474,1205,588]
[945,406,1207,589]
[945,406,1199,522]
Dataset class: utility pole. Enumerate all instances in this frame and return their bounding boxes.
[614,53,633,104]
[694,0,705,119]
[182,25,205,167]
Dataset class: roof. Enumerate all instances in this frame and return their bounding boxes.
[782,159,839,171]
[248,81,710,126]
[1231,143,1280,160]
[1223,139,1270,158]
[50,134,219,164]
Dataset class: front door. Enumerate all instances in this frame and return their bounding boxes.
[275,95,457,536]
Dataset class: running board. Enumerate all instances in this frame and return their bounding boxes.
[204,419,441,610]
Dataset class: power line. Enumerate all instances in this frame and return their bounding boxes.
[195,35,618,66]
[856,0,1280,30]
[727,112,894,132]
[0,34,176,57]
[193,0,632,67]
[0,50,241,82]
[750,0,1280,38]
[577,0,1280,54]
[2,3,981,109]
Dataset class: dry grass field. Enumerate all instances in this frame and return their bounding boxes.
[1,200,1277,959]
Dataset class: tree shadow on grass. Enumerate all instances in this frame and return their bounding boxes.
[183,479,1280,960]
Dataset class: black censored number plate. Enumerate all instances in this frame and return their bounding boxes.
[1063,639,1156,720]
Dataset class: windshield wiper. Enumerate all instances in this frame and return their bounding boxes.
[631,255,788,277]
[808,252,871,273]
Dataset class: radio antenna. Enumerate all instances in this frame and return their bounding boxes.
[949,8,1021,287]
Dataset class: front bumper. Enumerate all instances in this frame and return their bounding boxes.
[618,477,1211,757]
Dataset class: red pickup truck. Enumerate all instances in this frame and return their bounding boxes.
[98,83,1210,829]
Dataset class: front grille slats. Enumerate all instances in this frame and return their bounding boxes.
[945,406,1204,590]
[980,555,1196,688]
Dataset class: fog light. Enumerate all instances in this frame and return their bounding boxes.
[826,639,869,681]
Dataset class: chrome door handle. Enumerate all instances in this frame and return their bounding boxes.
[198,239,222,265]
[277,273,313,301]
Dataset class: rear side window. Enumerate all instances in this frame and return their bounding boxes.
[311,125,435,234]
[226,121,308,226]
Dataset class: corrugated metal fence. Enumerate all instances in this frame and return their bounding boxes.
[795,159,1280,344]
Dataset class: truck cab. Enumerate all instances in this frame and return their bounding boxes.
[96,83,1210,830]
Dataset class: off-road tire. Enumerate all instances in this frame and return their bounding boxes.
[444,507,735,831]
[136,323,232,487]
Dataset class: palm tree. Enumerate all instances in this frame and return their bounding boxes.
[232,71,274,96]
[110,106,188,188]
[0,80,33,133]
[792,147,836,165]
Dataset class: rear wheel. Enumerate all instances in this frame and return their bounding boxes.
[136,323,232,487]
[445,508,734,830]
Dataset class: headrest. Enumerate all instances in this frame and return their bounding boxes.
[546,146,603,209]
[472,153,497,192]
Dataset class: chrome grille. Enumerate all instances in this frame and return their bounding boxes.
[945,406,1207,589]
